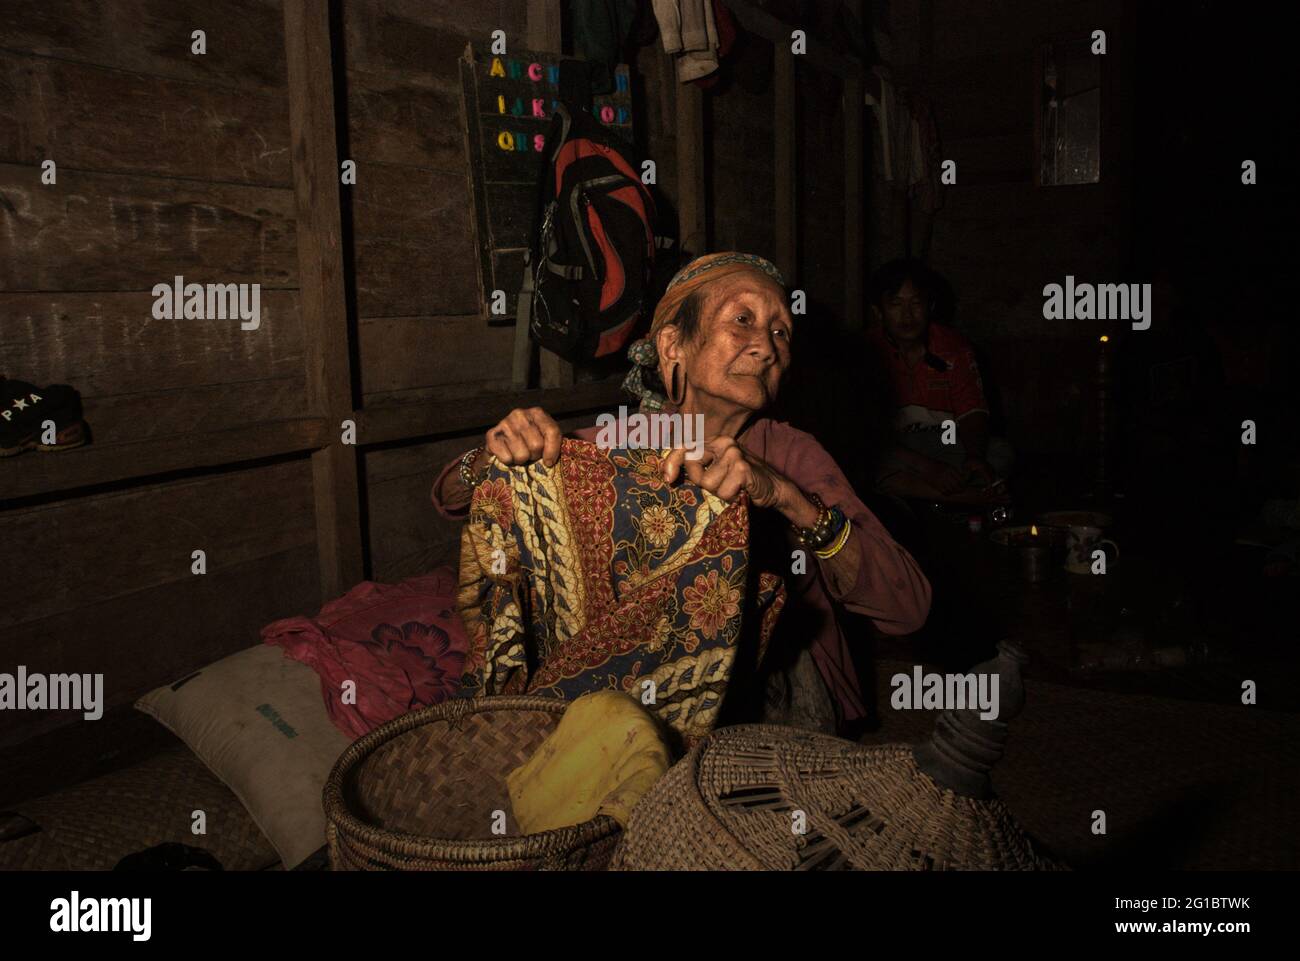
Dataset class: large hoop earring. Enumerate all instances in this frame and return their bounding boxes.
[668,362,686,407]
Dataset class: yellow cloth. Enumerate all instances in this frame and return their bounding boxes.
[506,691,671,833]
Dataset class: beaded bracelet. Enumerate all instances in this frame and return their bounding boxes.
[459,446,488,491]
[794,493,846,551]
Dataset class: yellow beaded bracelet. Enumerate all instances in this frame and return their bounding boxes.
[815,516,853,560]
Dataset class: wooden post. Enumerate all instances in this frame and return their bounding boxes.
[527,0,576,388]
[842,0,865,327]
[843,68,865,328]
[676,79,707,256]
[526,0,563,54]
[283,0,364,599]
[773,44,796,284]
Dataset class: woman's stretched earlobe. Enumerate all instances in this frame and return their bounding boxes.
[668,362,686,406]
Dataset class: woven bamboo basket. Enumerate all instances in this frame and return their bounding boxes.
[323,695,621,870]
[610,724,1059,871]
[612,642,1063,871]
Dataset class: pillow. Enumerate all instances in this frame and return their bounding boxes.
[135,644,352,869]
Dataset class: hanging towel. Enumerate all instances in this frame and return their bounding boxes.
[652,0,722,83]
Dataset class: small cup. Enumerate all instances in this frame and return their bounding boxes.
[1065,525,1119,574]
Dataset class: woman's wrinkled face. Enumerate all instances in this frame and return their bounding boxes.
[664,273,793,414]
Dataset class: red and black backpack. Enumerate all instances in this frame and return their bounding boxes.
[524,90,674,364]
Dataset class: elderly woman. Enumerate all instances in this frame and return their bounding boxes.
[433,252,931,734]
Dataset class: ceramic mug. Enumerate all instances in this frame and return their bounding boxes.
[1065,525,1119,574]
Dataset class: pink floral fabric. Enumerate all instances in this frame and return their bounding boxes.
[262,569,468,740]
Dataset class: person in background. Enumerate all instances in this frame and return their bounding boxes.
[866,258,1012,504]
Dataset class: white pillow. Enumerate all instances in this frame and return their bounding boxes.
[135,644,352,868]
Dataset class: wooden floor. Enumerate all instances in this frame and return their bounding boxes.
[860,658,1299,870]
[855,484,1298,870]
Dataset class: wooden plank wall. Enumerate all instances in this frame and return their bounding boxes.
[0,0,863,758]
[0,0,320,750]
[337,0,533,581]
[339,0,527,410]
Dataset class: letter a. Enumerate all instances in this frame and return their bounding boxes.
[1042,283,1063,319]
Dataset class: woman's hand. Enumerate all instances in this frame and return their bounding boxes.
[485,407,563,467]
[661,437,805,517]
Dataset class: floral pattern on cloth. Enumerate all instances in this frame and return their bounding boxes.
[263,569,468,740]
[457,438,786,744]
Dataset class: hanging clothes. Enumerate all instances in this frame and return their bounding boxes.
[571,0,640,94]
[693,0,738,88]
[866,71,944,258]
[652,0,722,83]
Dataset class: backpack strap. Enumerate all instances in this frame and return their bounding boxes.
[544,261,584,280]
[513,255,535,388]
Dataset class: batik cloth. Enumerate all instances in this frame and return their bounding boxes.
[457,439,785,744]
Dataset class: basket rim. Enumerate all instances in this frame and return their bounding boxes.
[323,694,621,860]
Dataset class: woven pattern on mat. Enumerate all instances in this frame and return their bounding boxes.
[864,660,1300,870]
[612,724,1055,870]
[0,746,279,871]
[457,439,785,743]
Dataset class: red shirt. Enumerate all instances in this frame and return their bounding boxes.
[868,323,989,433]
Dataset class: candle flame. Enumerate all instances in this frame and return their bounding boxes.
[1100,335,1109,343]
[1031,525,1039,536]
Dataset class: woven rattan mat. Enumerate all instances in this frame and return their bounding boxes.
[862,660,1298,869]
[0,745,279,871]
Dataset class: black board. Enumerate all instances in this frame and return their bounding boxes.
[459,43,635,325]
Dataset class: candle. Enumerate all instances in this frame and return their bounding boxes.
[1017,525,1050,581]
[1020,543,1050,582]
